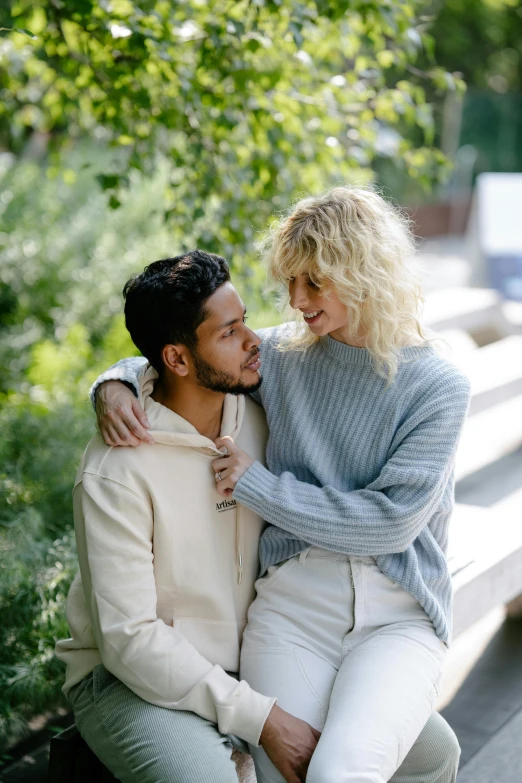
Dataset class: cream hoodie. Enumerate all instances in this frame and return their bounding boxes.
[55,366,275,746]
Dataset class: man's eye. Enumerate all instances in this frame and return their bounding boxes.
[224,329,235,337]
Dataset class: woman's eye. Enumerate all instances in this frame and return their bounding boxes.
[307,278,319,290]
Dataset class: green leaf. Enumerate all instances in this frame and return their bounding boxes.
[96,174,128,190]
[0,27,38,39]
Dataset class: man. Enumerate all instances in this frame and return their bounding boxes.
[57,250,460,782]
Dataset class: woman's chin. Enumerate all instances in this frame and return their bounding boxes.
[306,321,328,336]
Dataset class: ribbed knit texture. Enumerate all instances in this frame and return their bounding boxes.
[69,665,240,783]
[233,326,471,645]
[91,326,470,645]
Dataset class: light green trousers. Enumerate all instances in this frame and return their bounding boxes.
[69,665,459,783]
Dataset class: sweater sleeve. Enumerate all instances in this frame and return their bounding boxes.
[233,376,471,555]
[89,356,148,409]
[75,474,275,745]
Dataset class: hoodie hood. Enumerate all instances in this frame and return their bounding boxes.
[138,364,247,584]
[139,364,244,455]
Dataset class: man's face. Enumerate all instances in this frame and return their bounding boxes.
[190,282,262,395]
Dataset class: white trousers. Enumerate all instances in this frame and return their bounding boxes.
[240,548,446,783]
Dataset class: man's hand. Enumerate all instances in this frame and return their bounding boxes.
[95,381,154,447]
[260,704,321,783]
[212,436,254,497]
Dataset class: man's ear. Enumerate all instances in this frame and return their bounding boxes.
[162,344,189,377]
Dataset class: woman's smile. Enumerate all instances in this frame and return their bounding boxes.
[301,310,323,325]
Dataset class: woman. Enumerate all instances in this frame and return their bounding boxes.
[93,187,470,782]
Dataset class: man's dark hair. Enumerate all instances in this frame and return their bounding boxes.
[123,249,230,373]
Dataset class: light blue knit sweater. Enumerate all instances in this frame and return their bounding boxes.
[92,325,471,644]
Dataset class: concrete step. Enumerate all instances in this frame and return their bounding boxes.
[461,335,522,415]
[424,288,512,343]
[455,395,522,482]
[450,493,522,637]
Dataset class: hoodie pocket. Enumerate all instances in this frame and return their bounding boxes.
[172,617,240,673]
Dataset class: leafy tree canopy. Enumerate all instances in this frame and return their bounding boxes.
[429,0,522,94]
[2,0,463,262]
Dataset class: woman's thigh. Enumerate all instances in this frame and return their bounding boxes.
[240,644,338,783]
[244,554,352,668]
[69,665,238,783]
[306,624,446,783]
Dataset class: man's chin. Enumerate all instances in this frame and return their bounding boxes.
[227,375,263,396]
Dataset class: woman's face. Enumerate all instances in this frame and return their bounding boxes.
[288,273,355,342]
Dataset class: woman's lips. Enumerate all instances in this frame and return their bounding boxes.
[303,311,322,325]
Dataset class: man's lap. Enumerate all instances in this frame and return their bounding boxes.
[68,665,238,783]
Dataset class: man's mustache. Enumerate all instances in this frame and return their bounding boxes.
[242,349,260,368]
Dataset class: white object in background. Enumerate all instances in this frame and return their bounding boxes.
[469,173,522,299]
[477,173,522,255]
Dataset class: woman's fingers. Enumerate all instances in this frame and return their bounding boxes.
[104,409,139,444]
[215,435,235,453]
[101,423,125,447]
[216,480,234,498]
[100,425,117,447]
[131,399,153,440]
[214,467,240,497]
[212,456,231,472]
[119,401,154,443]
[95,381,152,446]
[104,416,142,447]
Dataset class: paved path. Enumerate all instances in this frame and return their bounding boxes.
[442,617,522,781]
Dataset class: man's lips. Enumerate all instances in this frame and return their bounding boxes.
[244,354,261,371]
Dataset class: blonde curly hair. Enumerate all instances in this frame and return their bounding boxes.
[260,185,428,382]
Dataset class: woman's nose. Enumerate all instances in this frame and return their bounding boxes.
[289,279,308,309]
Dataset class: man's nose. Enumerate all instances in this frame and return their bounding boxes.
[245,326,261,350]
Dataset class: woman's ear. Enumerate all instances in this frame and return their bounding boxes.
[162,344,189,377]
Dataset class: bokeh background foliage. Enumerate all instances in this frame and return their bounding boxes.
[0,0,465,751]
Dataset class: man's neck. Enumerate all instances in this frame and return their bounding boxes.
[151,378,225,442]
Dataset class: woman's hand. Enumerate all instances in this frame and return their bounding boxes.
[95,381,154,447]
[212,436,254,497]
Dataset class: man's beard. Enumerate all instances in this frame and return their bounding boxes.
[192,347,262,396]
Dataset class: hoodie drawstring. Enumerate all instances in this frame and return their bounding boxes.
[236,505,244,585]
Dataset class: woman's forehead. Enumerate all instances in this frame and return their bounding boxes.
[278,254,318,278]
